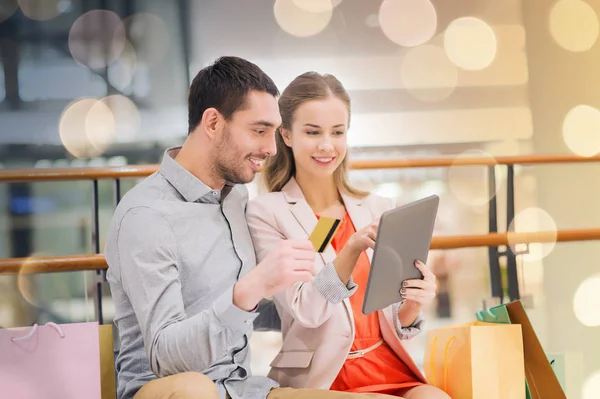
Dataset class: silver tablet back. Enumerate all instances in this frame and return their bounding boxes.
[362,195,439,315]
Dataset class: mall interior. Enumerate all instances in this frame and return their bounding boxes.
[1,0,599,398]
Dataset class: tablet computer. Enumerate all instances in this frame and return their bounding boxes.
[362,195,439,315]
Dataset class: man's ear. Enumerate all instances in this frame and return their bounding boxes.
[280,128,293,147]
[200,108,224,140]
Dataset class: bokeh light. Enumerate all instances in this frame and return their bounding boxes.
[68,10,126,70]
[379,0,437,47]
[444,17,497,71]
[573,274,600,327]
[96,95,141,143]
[291,0,334,14]
[274,0,333,37]
[85,99,116,154]
[18,0,61,21]
[59,98,112,158]
[562,104,600,157]
[508,207,558,262]
[108,41,137,91]
[16,253,58,307]
[550,0,599,52]
[119,13,170,66]
[582,370,600,399]
[400,44,458,102]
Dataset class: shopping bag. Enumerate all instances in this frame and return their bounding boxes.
[0,321,102,399]
[476,300,567,399]
[99,324,117,399]
[424,321,525,399]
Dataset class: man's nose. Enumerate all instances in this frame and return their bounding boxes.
[263,131,278,156]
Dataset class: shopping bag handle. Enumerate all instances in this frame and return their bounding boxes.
[428,335,456,391]
[11,322,65,343]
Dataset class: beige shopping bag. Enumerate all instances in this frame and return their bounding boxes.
[424,321,525,399]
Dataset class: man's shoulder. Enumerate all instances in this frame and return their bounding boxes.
[109,173,175,232]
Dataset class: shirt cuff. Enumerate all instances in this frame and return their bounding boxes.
[212,285,259,334]
[392,301,425,340]
[313,262,358,304]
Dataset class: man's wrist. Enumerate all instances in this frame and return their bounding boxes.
[233,272,266,312]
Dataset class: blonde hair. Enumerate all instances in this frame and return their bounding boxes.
[262,72,367,197]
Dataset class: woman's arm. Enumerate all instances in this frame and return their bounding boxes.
[246,199,355,329]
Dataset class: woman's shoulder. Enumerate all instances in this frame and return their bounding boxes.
[359,192,396,212]
[246,190,287,215]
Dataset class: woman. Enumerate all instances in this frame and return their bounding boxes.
[246,72,450,399]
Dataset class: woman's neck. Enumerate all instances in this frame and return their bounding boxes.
[295,171,344,217]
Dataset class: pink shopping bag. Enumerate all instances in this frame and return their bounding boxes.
[0,321,102,399]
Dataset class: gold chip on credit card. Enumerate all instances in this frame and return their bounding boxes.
[309,217,342,253]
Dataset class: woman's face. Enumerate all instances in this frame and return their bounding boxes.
[281,96,349,181]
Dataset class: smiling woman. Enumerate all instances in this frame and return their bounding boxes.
[247,73,450,398]
[262,72,365,198]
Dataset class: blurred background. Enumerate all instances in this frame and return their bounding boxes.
[1,0,600,397]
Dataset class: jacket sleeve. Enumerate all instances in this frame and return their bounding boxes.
[246,198,356,329]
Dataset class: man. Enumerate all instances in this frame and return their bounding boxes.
[105,57,377,399]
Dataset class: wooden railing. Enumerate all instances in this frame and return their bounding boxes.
[2,152,600,318]
[2,153,600,182]
[2,228,600,276]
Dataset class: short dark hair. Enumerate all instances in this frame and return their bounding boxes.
[187,56,279,134]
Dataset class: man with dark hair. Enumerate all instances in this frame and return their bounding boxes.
[104,55,318,399]
[105,56,379,399]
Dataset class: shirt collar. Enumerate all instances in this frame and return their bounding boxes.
[159,146,233,203]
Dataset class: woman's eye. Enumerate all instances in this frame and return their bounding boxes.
[306,131,319,135]
[334,131,345,135]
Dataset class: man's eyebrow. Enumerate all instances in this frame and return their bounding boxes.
[250,120,277,127]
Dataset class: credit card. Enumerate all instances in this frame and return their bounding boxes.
[309,217,342,253]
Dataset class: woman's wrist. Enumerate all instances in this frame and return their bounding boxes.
[401,299,423,310]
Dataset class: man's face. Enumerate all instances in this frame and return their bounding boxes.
[214,90,281,185]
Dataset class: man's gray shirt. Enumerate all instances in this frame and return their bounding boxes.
[104,147,278,399]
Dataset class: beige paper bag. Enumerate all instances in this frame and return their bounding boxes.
[424,321,525,399]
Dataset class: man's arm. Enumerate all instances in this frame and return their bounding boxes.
[116,207,258,377]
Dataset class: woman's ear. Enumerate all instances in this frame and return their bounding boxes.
[280,128,293,147]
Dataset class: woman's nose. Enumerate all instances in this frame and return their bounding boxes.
[318,136,334,152]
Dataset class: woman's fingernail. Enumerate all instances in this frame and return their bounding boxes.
[403,281,408,287]
[401,288,406,294]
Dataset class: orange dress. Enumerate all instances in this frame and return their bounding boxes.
[323,212,423,396]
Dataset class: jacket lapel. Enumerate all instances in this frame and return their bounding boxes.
[282,178,338,264]
[341,191,375,261]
